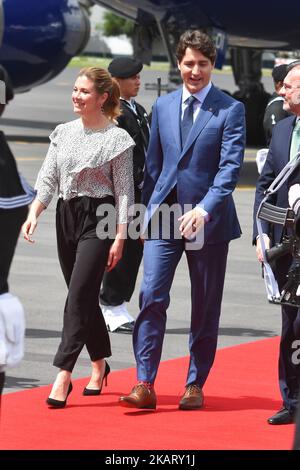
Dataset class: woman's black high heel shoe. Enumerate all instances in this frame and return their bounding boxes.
[83,361,110,396]
[46,382,73,408]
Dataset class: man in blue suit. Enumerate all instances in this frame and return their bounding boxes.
[119,30,245,410]
[253,61,300,424]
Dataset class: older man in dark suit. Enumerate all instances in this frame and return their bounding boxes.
[253,61,300,425]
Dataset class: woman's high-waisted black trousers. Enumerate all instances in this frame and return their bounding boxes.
[54,196,113,372]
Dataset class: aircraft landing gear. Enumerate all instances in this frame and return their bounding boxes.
[231,48,270,146]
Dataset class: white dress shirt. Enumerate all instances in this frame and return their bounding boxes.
[181,83,213,222]
[181,82,212,121]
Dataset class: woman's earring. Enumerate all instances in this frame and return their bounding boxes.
[100,105,104,114]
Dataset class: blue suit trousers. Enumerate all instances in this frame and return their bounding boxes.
[133,237,228,386]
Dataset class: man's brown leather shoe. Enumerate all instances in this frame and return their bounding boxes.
[179,384,204,410]
[119,384,157,409]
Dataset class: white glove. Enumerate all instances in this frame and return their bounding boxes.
[256,148,268,174]
[0,293,25,367]
[288,184,300,213]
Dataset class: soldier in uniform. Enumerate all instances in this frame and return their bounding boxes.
[263,63,290,145]
[100,57,150,333]
[0,66,34,395]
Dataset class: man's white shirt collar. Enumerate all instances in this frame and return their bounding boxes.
[121,97,137,113]
[181,82,212,121]
[182,82,212,105]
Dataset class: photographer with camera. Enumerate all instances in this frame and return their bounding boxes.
[253,61,300,425]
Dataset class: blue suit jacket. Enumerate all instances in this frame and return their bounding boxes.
[142,84,246,244]
[253,115,297,244]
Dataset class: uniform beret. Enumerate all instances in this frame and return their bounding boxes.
[108,57,143,78]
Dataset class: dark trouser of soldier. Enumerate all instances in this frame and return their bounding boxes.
[100,236,143,306]
[100,189,144,332]
[100,234,143,332]
[0,372,5,417]
[276,256,300,409]
[293,392,300,450]
[0,207,28,407]
[0,206,28,295]
[293,397,300,449]
[0,372,4,395]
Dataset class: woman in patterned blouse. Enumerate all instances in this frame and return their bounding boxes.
[22,67,135,407]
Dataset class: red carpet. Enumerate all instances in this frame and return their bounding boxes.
[0,337,295,450]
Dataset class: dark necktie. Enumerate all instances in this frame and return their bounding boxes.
[180,95,196,148]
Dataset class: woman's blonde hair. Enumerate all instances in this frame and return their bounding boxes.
[77,67,121,120]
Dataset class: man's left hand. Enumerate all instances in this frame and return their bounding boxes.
[178,209,205,239]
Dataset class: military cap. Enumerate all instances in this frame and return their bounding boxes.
[272,64,288,83]
[108,57,143,78]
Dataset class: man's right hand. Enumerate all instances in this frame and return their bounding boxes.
[256,235,270,263]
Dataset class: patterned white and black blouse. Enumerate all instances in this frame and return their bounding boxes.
[35,119,135,224]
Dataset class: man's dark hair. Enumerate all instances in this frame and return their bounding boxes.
[176,30,216,64]
[272,64,288,84]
